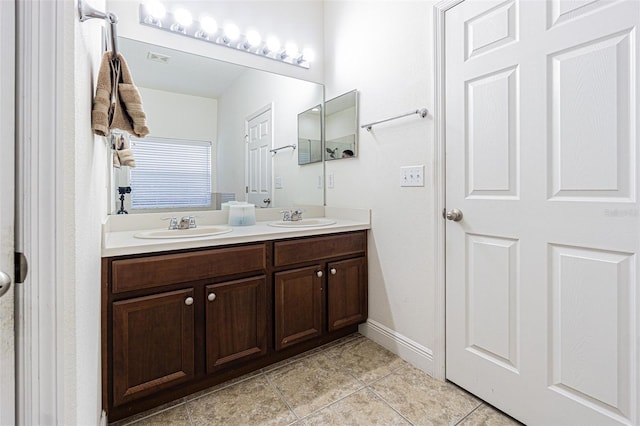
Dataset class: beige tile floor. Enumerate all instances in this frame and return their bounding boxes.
[113,334,522,426]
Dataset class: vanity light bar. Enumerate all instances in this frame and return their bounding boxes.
[138,4,312,69]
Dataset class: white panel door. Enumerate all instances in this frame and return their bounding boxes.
[246,108,273,207]
[0,0,15,424]
[445,0,639,424]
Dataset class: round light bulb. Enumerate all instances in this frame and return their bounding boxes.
[145,0,166,19]
[173,8,192,27]
[266,36,280,53]
[284,41,299,58]
[301,47,315,62]
[200,16,217,34]
[223,23,240,42]
[246,30,262,47]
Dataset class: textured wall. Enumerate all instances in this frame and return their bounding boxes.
[324,1,437,371]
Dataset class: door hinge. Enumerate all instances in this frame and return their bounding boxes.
[246,186,249,193]
[15,252,28,284]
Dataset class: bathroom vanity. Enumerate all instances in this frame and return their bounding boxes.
[101,209,369,421]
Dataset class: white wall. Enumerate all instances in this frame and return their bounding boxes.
[217,68,324,206]
[324,1,437,373]
[138,87,218,192]
[64,0,110,423]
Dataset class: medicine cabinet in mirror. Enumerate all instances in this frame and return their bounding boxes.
[324,90,358,160]
[112,37,324,214]
[297,105,322,165]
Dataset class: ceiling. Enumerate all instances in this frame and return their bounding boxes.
[118,37,247,98]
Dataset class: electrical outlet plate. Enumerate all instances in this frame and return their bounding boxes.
[400,165,425,187]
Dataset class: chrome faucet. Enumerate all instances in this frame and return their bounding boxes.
[280,209,304,221]
[280,210,292,221]
[163,216,197,230]
[163,217,179,230]
[291,209,303,221]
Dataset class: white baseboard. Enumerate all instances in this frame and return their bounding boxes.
[359,319,435,377]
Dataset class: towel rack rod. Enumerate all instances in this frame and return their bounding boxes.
[361,108,428,131]
[78,0,119,57]
[270,145,297,153]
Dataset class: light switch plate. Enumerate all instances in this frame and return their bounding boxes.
[328,173,334,189]
[275,176,283,189]
[400,165,425,187]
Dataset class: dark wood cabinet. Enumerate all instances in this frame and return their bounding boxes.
[205,276,267,372]
[112,288,195,407]
[274,265,323,350]
[273,232,367,350]
[327,257,368,331]
[103,231,367,422]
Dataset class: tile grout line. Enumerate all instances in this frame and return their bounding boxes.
[453,402,484,425]
[366,384,415,426]
[263,370,301,423]
[118,397,188,426]
[293,383,368,422]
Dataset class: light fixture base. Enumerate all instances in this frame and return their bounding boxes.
[138,4,311,69]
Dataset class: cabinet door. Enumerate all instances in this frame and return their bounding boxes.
[112,288,195,407]
[274,265,323,350]
[205,276,267,373]
[327,257,367,331]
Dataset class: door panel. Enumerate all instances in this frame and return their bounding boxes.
[327,257,367,332]
[205,277,267,372]
[274,265,323,350]
[0,0,15,424]
[112,289,195,407]
[247,108,273,207]
[445,0,639,424]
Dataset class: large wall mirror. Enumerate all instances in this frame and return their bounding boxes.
[112,37,324,214]
[324,90,358,160]
[297,104,322,165]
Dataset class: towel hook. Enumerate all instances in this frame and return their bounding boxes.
[78,0,119,57]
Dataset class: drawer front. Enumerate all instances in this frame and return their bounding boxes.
[273,232,366,267]
[112,244,266,293]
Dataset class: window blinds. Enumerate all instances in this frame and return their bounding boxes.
[129,136,212,209]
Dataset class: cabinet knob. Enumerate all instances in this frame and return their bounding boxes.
[316,271,323,278]
[184,297,194,306]
[208,293,216,302]
[330,268,337,275]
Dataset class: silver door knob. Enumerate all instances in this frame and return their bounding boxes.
[316,271,323,277]
[185,297,194,306]
[446,209,463,222]
[208,293,216,302]
[0,271,11,298]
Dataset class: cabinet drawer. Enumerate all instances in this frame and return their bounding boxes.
[273,232,366,267]
[112,244,266,293]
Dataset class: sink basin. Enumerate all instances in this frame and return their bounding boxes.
[134,226,233,239]
[268,218,336,228]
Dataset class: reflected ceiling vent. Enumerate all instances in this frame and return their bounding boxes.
[146,51,171,64]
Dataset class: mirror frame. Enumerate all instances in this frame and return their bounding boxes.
[324,89,359,161]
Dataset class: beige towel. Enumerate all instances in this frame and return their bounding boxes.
[92,51,150,138]
[113,133,136,168]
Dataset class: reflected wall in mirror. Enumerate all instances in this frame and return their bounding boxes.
[298,104,322,165]
[324,90,358,161]
[112,37,324,214]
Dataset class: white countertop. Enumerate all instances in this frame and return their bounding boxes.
[102,206,371,257]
